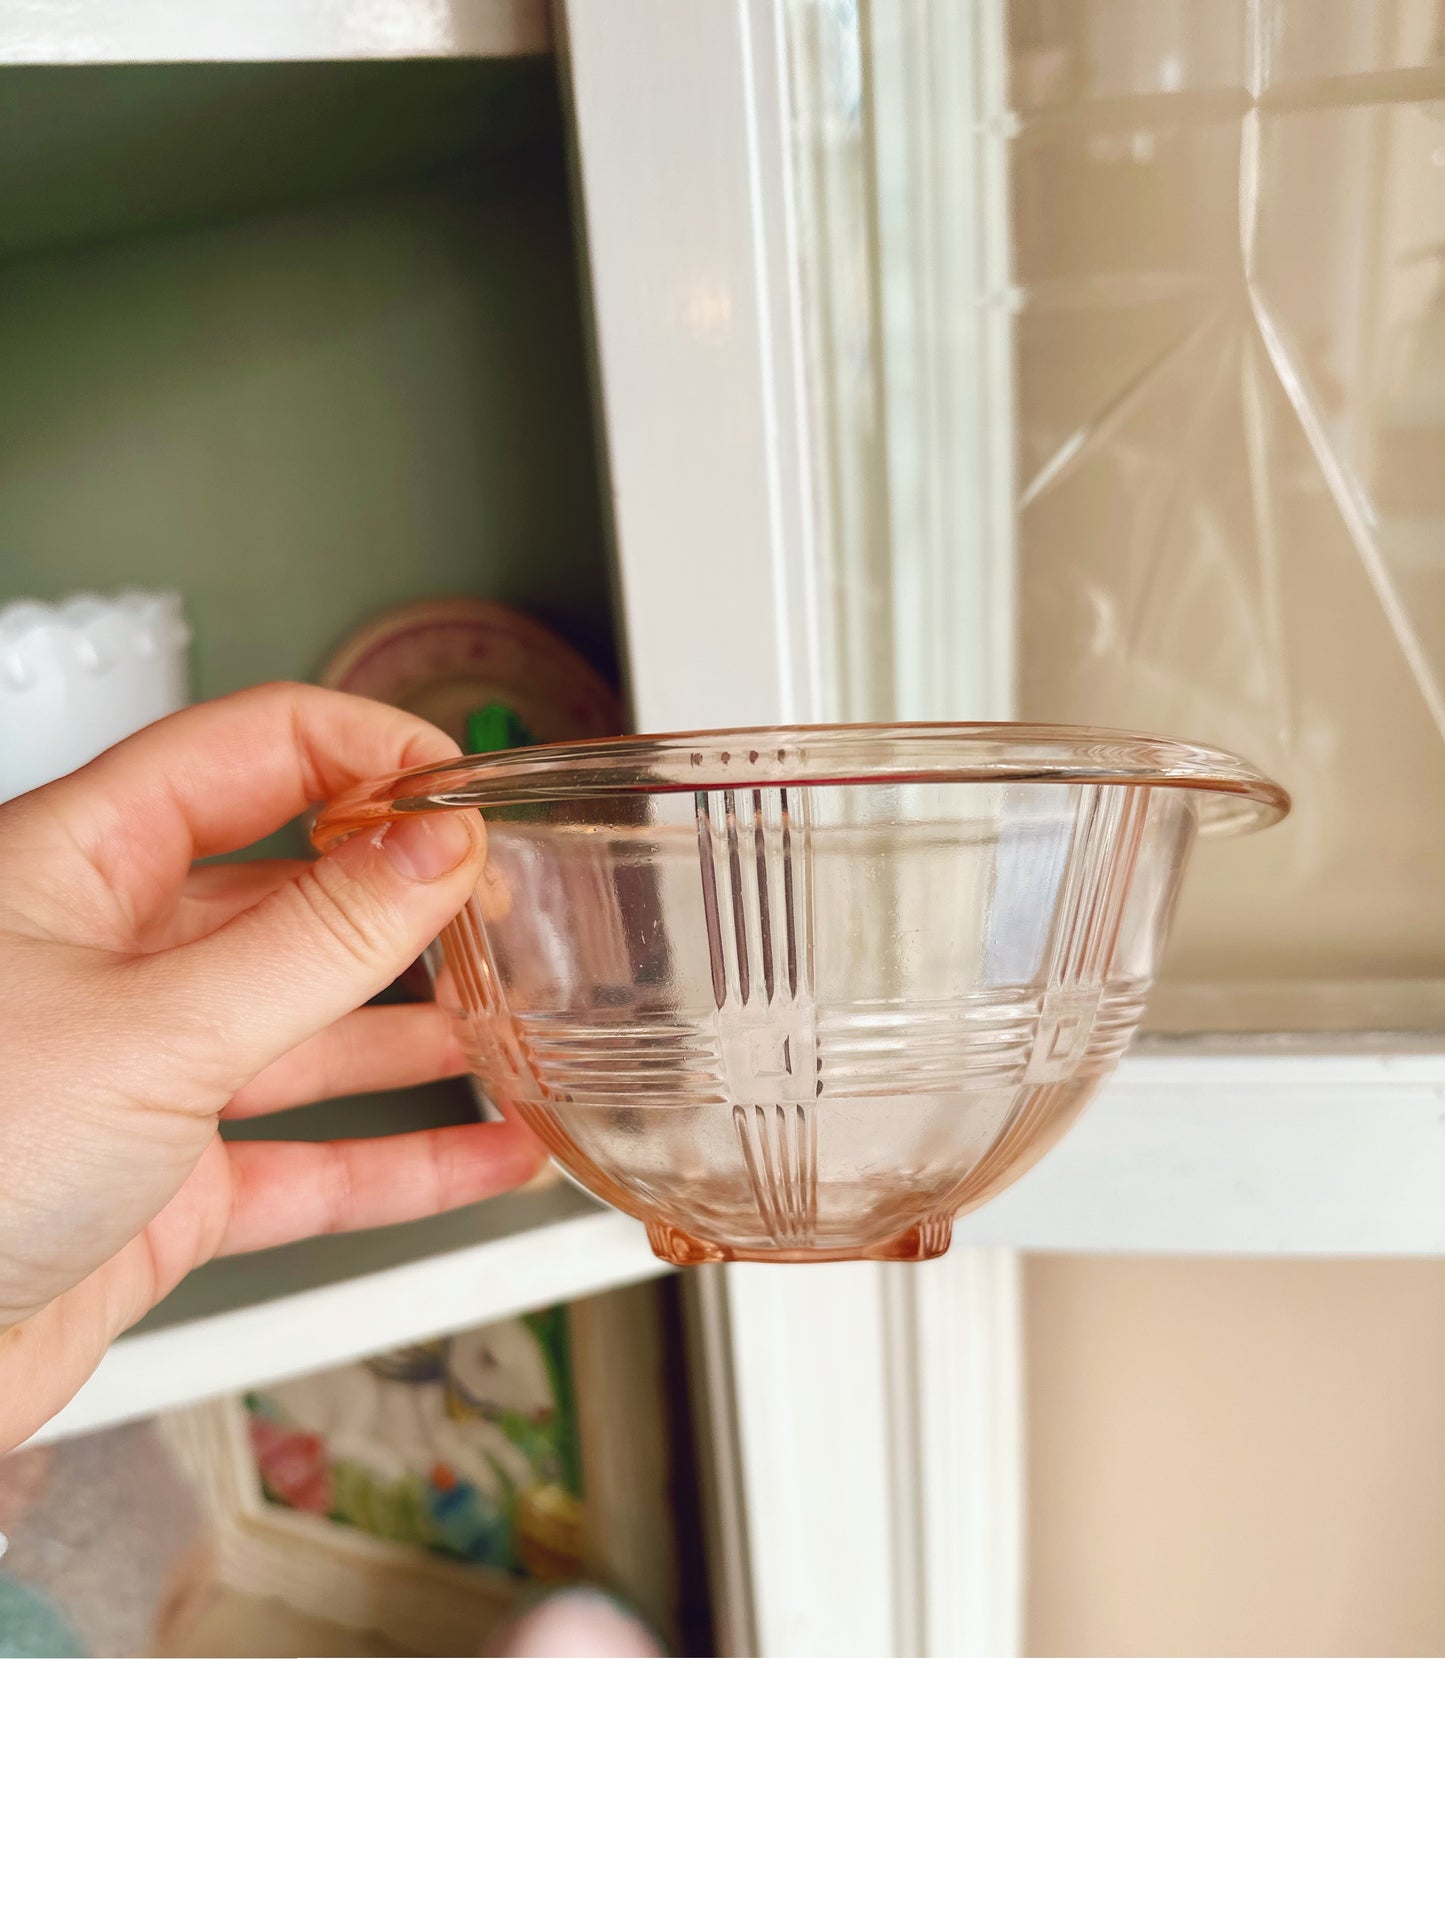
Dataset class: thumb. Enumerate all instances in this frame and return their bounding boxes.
[155,809,487,1101]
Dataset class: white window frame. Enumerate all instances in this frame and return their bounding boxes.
[561,0,1445,1656]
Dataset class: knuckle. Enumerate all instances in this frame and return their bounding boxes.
[319,1144,359,1238]
[329,1016,362,1092]
[293,856,405,972]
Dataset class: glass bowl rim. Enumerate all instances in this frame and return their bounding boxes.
[313,720,1289,847]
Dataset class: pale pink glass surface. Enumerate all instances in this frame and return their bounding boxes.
[316,724,1286,1263]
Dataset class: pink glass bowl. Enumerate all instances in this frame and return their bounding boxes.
[316,724,1288,1263]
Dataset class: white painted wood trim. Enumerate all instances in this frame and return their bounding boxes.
[563,0,890,1654]
[863,0,1025,1658]
[0,0,550,63]
[34,1208,667,1444]
[563,0,1024,1656]
[558,0,822,735]
[908,1249,1023,1655]
[868,0,1016,724]
[725,1261,898,1656]
[720,1250,1023,1659]
[963,1041,1445,1255]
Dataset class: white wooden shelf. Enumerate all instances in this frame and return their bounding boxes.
[0,0,550,65]
[37,1184,667,1443]
[961,1038,1445,1257]
[37,1035,1445,1443]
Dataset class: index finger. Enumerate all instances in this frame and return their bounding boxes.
[39,682,460,930]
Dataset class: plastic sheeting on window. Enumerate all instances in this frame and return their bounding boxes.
[786,0,1445,1024]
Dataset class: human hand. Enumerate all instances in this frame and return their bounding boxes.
[0,682,543,1450]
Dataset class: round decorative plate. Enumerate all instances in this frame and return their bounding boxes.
[319,597,622,749]
[321,599,616,1193]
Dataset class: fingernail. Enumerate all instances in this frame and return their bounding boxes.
[382,811,476,882]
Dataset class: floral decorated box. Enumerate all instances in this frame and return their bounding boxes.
[243,1307,585,1586]
[160,1280,680,1654]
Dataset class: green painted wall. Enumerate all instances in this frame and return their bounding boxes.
[0,61,565,263]
[0,75,616,703]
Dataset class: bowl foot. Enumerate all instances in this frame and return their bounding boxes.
[645,1221,729,1266]
[644,1215,954,1266]
[867,1215,954,1261]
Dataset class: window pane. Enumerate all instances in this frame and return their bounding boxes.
[785,0,1445,1027]
[1014,1,1445,1019]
